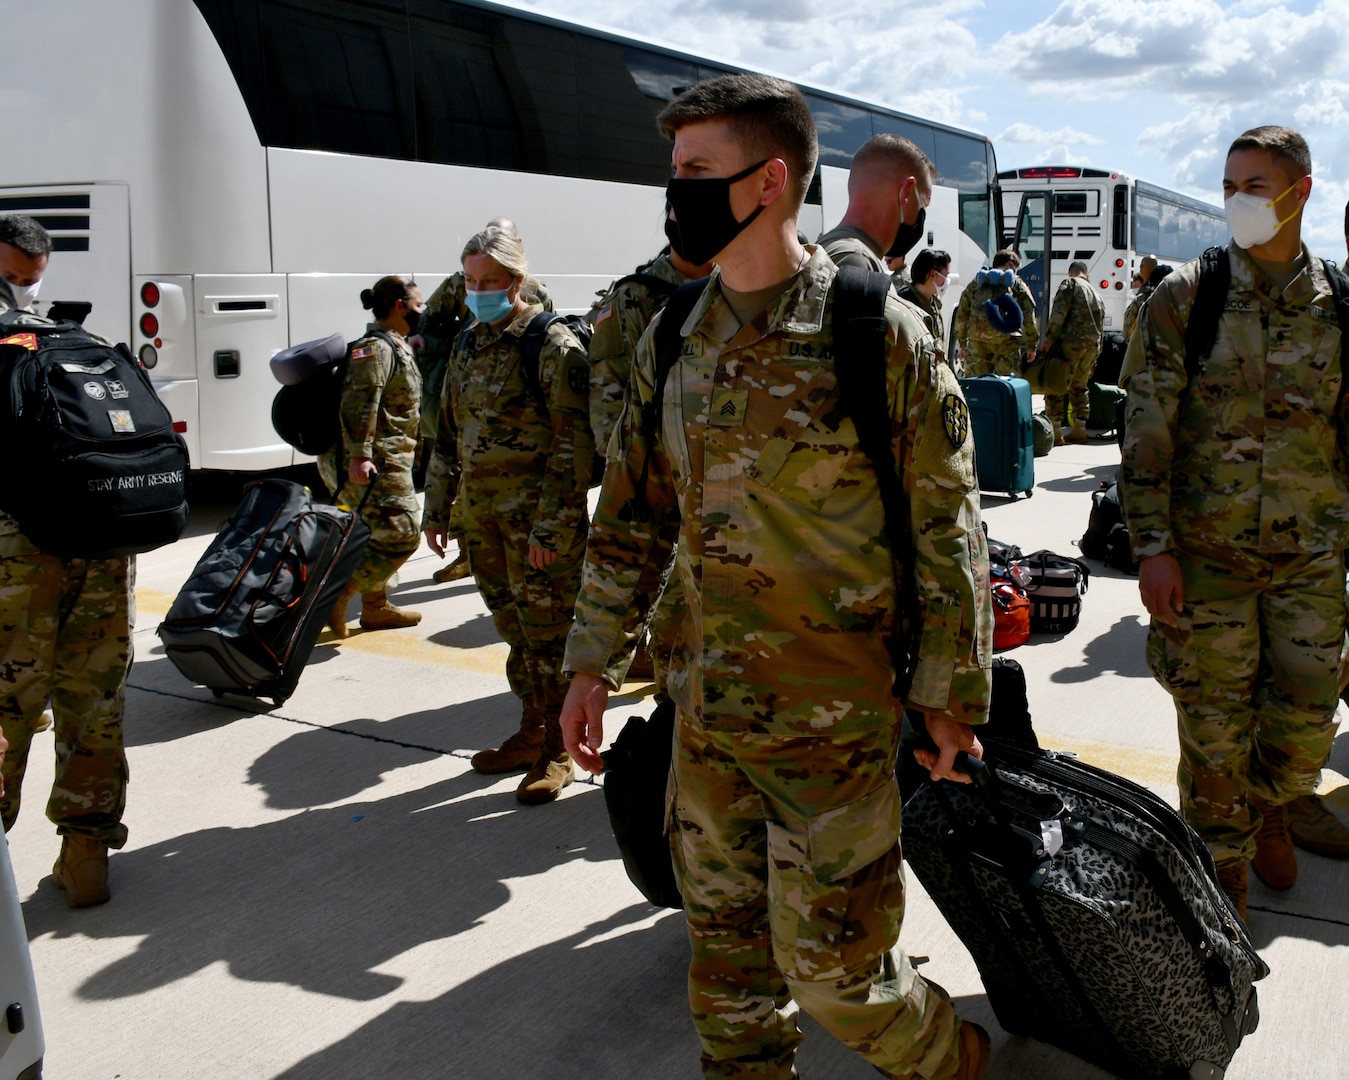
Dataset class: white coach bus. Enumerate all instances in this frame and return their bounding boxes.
[998,166,1227,337]
[2,0,1002,471]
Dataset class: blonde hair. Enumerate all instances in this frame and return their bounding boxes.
[461,226,529,278]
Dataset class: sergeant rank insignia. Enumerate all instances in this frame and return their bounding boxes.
[942,393,969,449]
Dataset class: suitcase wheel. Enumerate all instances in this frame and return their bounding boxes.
[211,689,226,699]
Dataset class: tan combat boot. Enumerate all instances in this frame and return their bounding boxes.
[515,714,574,805]
[1251,794,1297,890]
[471,710,545,775]
[1216,861,1248,920]
[327,580,360,639]
[1052,422,1066,447]
[53,835,110,908]
[1287,793,1349,856]
[1064,421,1089,444]
[358,591,422,631]
[432,552,472,584]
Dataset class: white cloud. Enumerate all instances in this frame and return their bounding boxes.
[999,123,1104,145]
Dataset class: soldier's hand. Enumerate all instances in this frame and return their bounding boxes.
[528,544,558,569]
[348,457,377,485]
[1138,553,1185,628]
[424,528,448,559]
[912,715,983,784]
[561,673,608,775]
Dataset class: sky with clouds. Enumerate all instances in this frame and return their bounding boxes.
[505,0,1349,258]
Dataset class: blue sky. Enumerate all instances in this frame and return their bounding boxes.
[507,0,1349,258]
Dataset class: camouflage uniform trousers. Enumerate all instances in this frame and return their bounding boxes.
[1146,541,1346,865]
[1043,345,1098,428]
[962,340,1024,378]
[322,450,421,595]
[464,509,584,721]
[670,712,963,1080]
[0,552,132,847]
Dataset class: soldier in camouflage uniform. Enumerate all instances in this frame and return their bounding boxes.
[0,214,129,908]
[588,242,712,689]
[423,227,594,805]
[1122,255,1158,342]
[323,276,424,636]
[952,249,1038,376]
[421,219,553,586]
[560,75,993,1080]
[1038,260,1105,444]
[818,133,933,276]
[897,248,951,371]
[1121,126,1349,918]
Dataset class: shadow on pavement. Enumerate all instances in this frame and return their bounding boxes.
[20,770,621,1004]
[1049,614,1151,682]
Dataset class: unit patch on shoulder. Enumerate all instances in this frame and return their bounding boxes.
[568,362,589,395]
[942,393,969,449]
[351,345,376,359]
[0,332,38,351]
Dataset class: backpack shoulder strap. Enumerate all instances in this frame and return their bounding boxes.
[619,277,709,523]
[614,272,679,302]
[831,264,916,694]
[1183,245,1231,378]
[1322,260,1349,417]
[517,310,561,407]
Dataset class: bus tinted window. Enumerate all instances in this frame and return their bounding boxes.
[1053,191,1098,215]
[932,129,990,192]
[806,96,873,169]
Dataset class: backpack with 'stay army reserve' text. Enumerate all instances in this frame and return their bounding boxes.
[0,310,189,559]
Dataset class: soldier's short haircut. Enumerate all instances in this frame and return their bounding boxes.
[911,248,950,284]
[0,214,52,258]
[1228,125,1312,179]
[360,275,417,319]
[1068,260,1089,275]
[852,133,935,191]
[991,249,1020,270]
[658,73,818,209]
[462,226,529,279]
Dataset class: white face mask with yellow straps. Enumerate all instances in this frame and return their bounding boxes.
[1224,177,1305,249]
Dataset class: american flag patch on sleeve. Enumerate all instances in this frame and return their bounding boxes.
[351,345,375,359]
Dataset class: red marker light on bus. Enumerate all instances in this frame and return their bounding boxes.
[1115,259,1125,268]
[141,282,160,307]
[172,421,187,433]
[1100,280,1109,289]
[140,313,159,337]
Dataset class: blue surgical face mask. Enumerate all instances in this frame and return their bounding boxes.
[465,288,514,325]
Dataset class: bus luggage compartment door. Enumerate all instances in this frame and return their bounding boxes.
[193,275,292,472]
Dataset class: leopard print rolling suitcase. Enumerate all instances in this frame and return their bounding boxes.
[902,738,1268,1080]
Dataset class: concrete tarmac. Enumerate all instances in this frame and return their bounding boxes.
[7,436,1349,1080]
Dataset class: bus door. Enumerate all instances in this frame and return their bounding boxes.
[1005,190,1055,316]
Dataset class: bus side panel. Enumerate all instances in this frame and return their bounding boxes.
[193,274,293,472]
[0,183,131,346]
[266,148,668,315]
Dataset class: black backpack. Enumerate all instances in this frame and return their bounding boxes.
[623,265,919,695]
[271,331,397,456]
[0,312,189,559]
[1079,474,1138,575]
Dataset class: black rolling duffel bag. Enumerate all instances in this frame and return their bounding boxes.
[902,731,1268,1080]
[157,478,371,705]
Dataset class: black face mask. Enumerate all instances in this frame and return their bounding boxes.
[402,307,423,337]
[886,205,926,260]
[664,160,768,266]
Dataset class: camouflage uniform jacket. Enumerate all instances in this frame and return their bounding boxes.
[1120,242,1349,559]
[1122,283,1155,341]
[422,303,594,552]
[1043,276,1104,361]
[335,324,421,509]
[588,252,690,459]
[818,224,887,273]
[564,246,992,736]
[952,275,1040,353]
[897,283,946,367]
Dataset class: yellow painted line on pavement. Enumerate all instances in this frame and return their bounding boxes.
[1041,738,1178,790]
[135,586,512,676]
